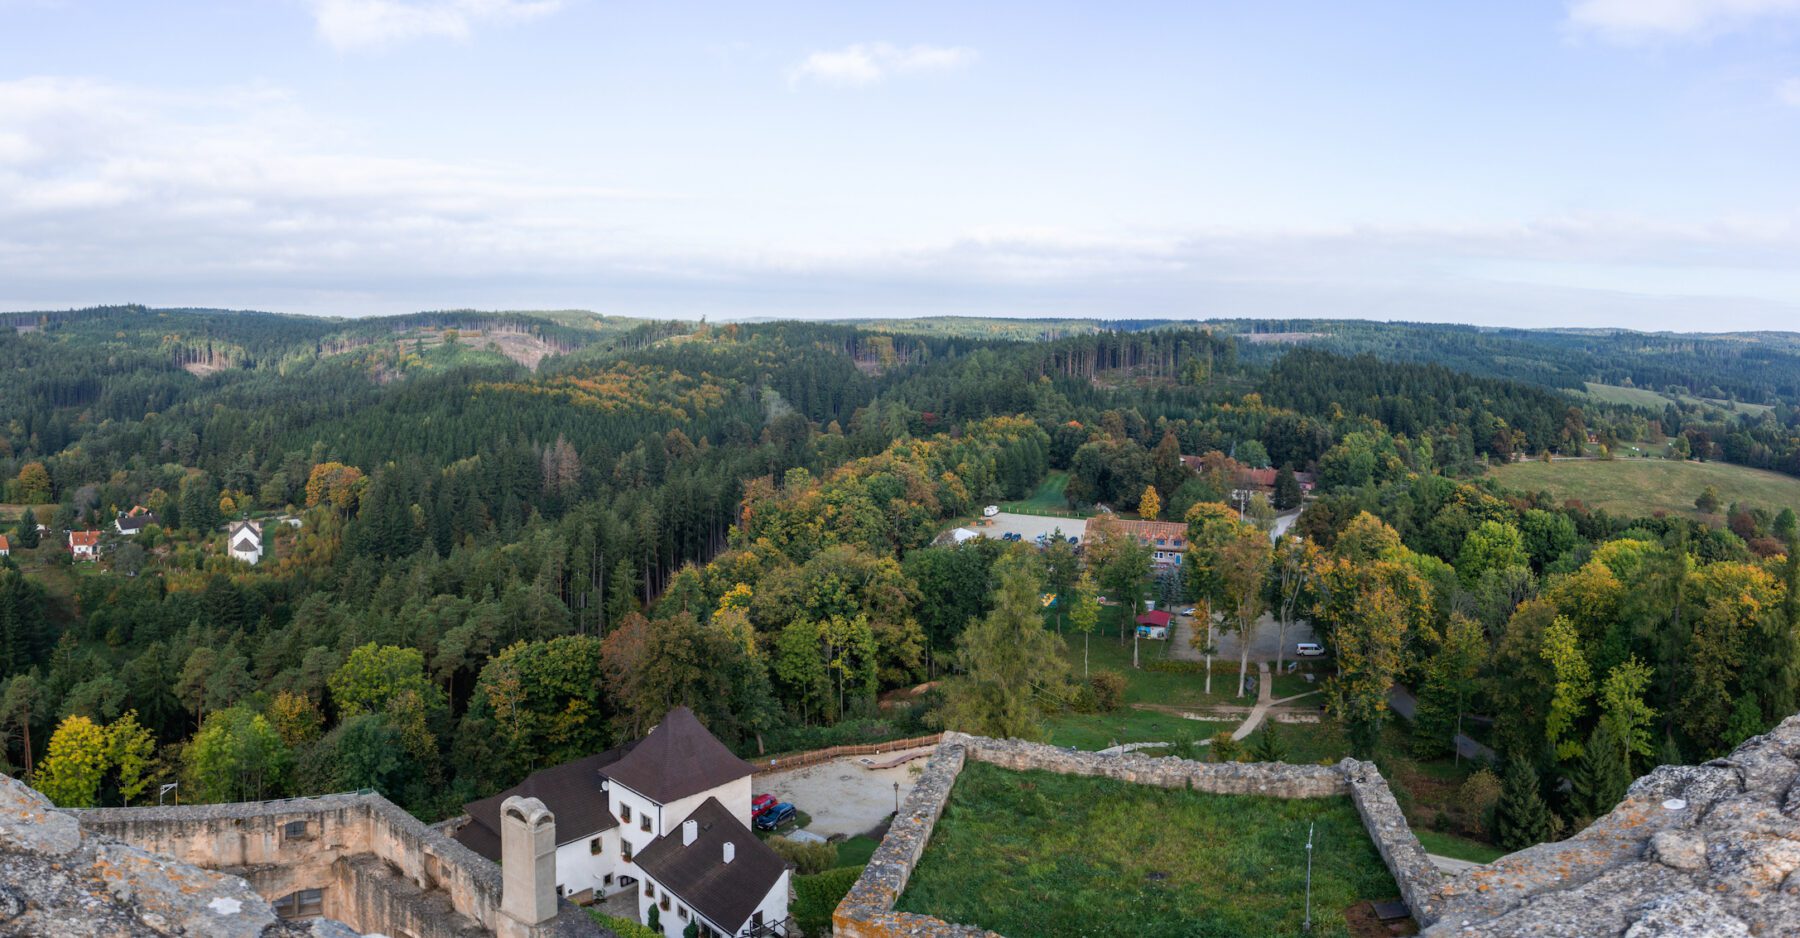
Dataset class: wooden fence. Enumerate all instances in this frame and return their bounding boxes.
[751,733,944,775]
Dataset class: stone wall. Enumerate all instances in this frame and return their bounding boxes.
[833,732,1444,937]
[76,792,607,938]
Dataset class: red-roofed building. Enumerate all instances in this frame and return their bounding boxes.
[1088,517,1189,569]
[68,530,99,561]
[0,534,9,557]
[1136,610,1172,639]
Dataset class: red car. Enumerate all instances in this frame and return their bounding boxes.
[751,793,778,817]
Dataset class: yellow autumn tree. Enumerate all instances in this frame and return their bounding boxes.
[35,715,108,807]
[1139,485,1162,520]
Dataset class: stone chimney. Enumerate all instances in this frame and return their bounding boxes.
[499,796,557,935]
[682,819,698,846]
[723,841,735,864]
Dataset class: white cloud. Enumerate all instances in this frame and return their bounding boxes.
[788,42,977,87]
[309,0,564,50]
[1780,77,1800,106]
[1567,0,1800,42]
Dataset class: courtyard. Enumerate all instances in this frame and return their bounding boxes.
[893,761,1401,938]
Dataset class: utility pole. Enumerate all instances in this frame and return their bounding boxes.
[1303,821,1315,933]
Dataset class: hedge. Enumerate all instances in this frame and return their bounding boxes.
[587,911,660,938]
[793,866,863,935]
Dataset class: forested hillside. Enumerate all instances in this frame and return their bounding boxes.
[3,305,1799,863]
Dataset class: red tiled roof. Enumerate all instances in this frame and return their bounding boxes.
[69,531,100,548]
[1136,611,1172,627]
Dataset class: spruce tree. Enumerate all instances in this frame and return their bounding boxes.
[1495,756,1555,851]
[1568,722,1630,822]
[1272,465,1303,511]
[14,508,39,549]
[1250,721,1287,763]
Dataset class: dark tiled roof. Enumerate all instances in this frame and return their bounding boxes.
[116,512,157,532]
[455,742,636,859]
[603,707,753,805]
[634,798,786,933]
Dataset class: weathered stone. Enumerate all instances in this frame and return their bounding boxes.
[0,768,80,857]
[1647,830,1706,870]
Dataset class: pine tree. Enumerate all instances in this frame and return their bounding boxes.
[14,508,39,549]
[1568,722,1630,823]
[1272,465,1302,511]
[1495,756,1555,851]
[1250,721,1287,763]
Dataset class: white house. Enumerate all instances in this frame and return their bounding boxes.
[453,707,791,936]
[114,507,159,536]
[68,530,99,561]
[227,520,262,564]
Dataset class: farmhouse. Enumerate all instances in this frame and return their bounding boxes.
[68,529,99,561]
[114,506,159,535]
[452,706,791,937]
[227,519,263,564]
[1088,517,1187,568]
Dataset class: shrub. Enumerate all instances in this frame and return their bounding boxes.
[1067,683,1100,714]
[1088,670,1127,712]
[1144,660,1208,674]
[768,835,838,875]
[793,866,863,935]
[1209,731,1243,763]
[1457,768,1502,837]
[587,912,659,938]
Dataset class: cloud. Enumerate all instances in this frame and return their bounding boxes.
[1781,77,1800,106]
[1566,0,1800,42]
[788,42,977,87]
[308,0,564,50]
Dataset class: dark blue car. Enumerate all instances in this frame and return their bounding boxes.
[754,802,797,831]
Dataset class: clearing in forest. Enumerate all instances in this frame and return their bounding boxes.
[1490,457,1800,519]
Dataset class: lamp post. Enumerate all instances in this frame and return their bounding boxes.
[893,781,900,815]
[159,782,179,806]
[1303,821,1315,932]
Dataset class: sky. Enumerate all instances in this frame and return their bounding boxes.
[4,1,1800,327]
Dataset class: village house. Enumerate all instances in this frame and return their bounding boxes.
[1088,517,1188,569]
[114,506,160,536]
[452,707,791,937]
[227,519,263,564]
[0,534,9,557]
[1135,609,1172,639]
[68,529,99,561]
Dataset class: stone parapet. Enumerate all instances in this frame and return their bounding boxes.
[1341,757,1446,926]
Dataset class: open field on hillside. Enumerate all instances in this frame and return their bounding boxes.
[894,761,1399,937]
[1582,382,1773,416]
[1490,457,1800,518]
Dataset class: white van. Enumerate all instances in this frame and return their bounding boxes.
[982,505,999,517]
[1295,642,1325,658]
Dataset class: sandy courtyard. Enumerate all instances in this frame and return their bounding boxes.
[753,747,935,838]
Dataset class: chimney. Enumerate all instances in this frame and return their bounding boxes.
[723,841,735,864]
[682,819,698,846]
[499,796,557,931]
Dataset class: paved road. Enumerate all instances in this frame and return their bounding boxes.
[1270,508,1302,540]
[1387,685,1497,763]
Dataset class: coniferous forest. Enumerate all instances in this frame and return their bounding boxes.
[4,306,1800,855]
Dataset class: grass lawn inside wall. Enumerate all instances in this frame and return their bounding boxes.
[894,761,1400,938]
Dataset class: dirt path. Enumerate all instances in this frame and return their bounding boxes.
[1229,662,1275,741]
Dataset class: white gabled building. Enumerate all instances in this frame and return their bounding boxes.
[453,706,791,937]
[227,519,263,564]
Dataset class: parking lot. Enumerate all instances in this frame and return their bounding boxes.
[965,511,1088,544]
[752,747,935,838]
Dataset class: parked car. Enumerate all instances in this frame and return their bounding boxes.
[751,793,778,817]
[982,505,999,517]
[754,803,797,831]
[1295,642,1325,657]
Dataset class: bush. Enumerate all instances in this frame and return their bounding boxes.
[1088,670,1127,712]
[588,910,660,938]
[753,718,902,757]
[1456,768,1502,837]
[1145,660,1208,674]
[793,866,863,935]
[1209,731,1243,763]
[1067,683,1100,714]
[768,835,838,875]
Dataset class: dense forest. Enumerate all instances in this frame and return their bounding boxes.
[3,306,1800,858]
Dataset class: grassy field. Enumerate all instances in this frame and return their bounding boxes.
[834,834,881,868]
[998,470,1092,517]
[1414,829,1506,864]
[1582,382,1773,416]
[895,761,1400,937]
[1490,457,1800,518]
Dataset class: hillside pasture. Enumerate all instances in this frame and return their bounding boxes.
[1490,457,1800,519]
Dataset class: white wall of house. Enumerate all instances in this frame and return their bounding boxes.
[636,865,790,938]
[552,827,622,900]
[608,783,660,884]
[608,775,752,882]
[741,868,791,937]
[658,776,752,833]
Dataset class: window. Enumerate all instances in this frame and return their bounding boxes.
[644,883,654,900]
[619,804,632,823]
[603,874,614,887]
[678,905,688,921]
[753,912,763,928]
[640,815,652,833]
[622,841,634,862]
[272,888,324,918]
[590,837,603,855]
[283,820,309,840]
[660,895,670,912]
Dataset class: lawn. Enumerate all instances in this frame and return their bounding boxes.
[895,761,1401,938]
[998,471,1090,517]
[1581,382,1772,417]
[1490,457,1800,519]
[834,834,881,868]
[1414,829,1506,864]
[1043,708,1232,751]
